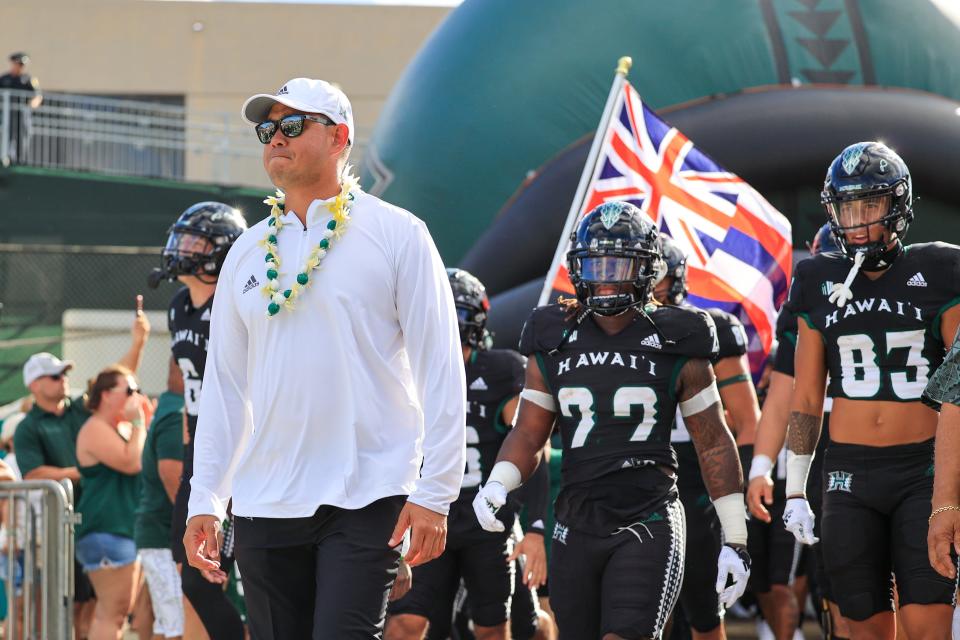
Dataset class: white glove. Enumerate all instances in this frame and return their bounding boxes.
[782,497,819,545]
[472,482,507,532]
[715,544,751,608]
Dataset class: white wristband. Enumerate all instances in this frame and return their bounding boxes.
[748,454,774,481]
[785,451,813,497]
[712,493,748,546]
[520,388,556,412]
[679,381,721,417]
[487,461,522,492]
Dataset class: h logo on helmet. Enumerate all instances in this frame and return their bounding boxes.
[599,203,621,230]
[841,145,865,175]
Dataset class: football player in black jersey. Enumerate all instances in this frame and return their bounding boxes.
[746,224,846,640]
[387,268,538,640]
[150,201,247,640]
[652,234,759,640]
[473,202,751,639]
[784,142,960,639]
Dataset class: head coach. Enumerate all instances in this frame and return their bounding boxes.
[182,77,467,639]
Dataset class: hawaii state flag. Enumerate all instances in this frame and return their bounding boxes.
[541,80,793,376]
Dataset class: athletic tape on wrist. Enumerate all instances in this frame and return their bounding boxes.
[487,461,522,492]
[520,388,556,412]
[712,493,748,546]
[785,451,812,497]
[748,454,774,481]
[679,381,720,417]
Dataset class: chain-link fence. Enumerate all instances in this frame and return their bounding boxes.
[0,244,178,405]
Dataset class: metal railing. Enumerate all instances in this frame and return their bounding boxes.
[0,88,368,185]
[0,88,260,182]
[0,479,75,640]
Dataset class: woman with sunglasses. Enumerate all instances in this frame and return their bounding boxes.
[75,365,146,640]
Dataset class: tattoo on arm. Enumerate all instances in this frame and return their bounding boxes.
[786,412,821,455]
[679,359,743,498]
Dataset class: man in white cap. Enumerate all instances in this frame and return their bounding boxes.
[183,78,467,639]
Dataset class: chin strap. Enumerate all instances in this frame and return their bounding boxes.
[828,250,865,308]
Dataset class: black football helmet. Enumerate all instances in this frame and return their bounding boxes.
[149,202,247,287]
[809,222,840,256]
[567,201,661,316]
[447,268,490,349]
[656,234,688,305]
[821,142,912,269]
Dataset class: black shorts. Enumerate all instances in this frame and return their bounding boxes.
[676,484,723,632]
[821,439,956,621]
[549,498,685,639]
[747,487,806,594]
[388,525,514,628]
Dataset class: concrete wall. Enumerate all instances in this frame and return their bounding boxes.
[0,0,451,186]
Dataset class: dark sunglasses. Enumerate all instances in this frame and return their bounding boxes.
[255,114,335,144]
[46,373,67,381]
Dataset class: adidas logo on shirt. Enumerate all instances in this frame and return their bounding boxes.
[906,272,927,287]
[242,275,260,294]
[200,308,211,322]
[640,334,662,349]
[469,377,488,391]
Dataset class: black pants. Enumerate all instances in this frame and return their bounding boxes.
[235,495,406,640]
[549,499,685,639]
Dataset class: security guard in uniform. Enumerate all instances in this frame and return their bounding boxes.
[0,52,41,163]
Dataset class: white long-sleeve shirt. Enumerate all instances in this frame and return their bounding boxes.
[187,190,466,521]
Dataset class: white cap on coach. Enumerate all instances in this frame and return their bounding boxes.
[22,352,74,388]
[241,78,354,143]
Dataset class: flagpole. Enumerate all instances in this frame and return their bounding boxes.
[537,56,633,306]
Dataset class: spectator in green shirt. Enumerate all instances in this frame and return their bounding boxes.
[135,359,185,639]
[75,364,146,640]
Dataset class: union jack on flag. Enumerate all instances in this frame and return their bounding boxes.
[543,81,793,376]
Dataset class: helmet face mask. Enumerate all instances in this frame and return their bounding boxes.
[156,202,247,284]
[572,254,648,315]
[162,231,218,281]
[447,268,490,349]
[821,142,912,268]
[567,201,660,316]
